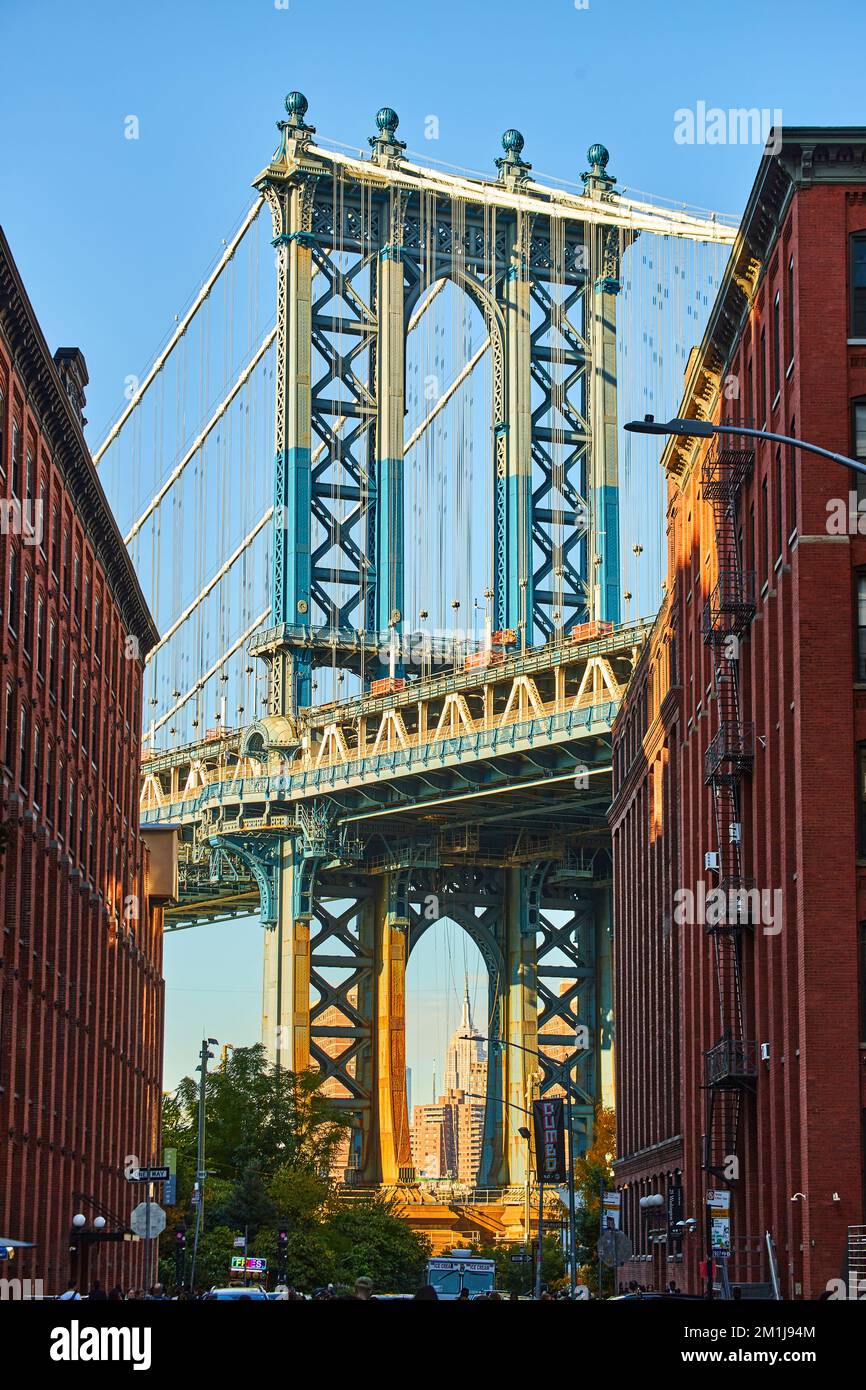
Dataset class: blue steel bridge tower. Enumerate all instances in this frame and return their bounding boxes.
[154,96,637,1193]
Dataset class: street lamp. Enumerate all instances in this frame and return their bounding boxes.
[465,1092,536,1294]
[466,1032,580,1299]
[624,414,866,476]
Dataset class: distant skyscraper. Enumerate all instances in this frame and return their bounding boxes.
[444,984,486,1094]
[411,982,488,1186]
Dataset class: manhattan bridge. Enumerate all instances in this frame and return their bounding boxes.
[95,94,737,1199]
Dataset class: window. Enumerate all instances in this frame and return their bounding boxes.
[7,545,17,633]
[60,642,68,713]
[81,678,88,748]
[19,706,28,793]
[758,328,767,422]
[36,596,44,675]
[51,504,60,577]
[94,597,101,662]
[850,232,866,338]
[3,685,13,768]
[39,479,47,554]
[57,757,65,835]
[72,553,79,619]
[11,422,21,498]
[83,576,91,643]
[0,389,5,481]
[32,724,41,807]
[775,451,783,560]
[45,741,53,822]
[25,450,33,500]
[762,477,769,583]
[857,574,866,682]
[772,291,781,402]
[22,571,32,656]
[858,743,866,854]
[78,793,85,864]
[786,256,795,366]
[854,401,866,507]
[48,620,57,694]
[71,662,78,731]
[62,526,70,598]
[789,417,797,533]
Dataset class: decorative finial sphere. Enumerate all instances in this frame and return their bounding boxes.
[587,143,610,170]
[502,129,525,155]
[377,106,399,134]
[285,91,309,120]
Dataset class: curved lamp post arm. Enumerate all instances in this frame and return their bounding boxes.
[624,415,866,477]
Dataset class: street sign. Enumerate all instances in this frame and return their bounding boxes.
[163,1149,177,1206]
[598,1229,633,1267]
[128,1166,170,1183]
[130,1202,166,1239]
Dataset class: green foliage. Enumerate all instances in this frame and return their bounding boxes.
[159,1047,428,1294]
[212,1160,277,1238]
[573,1104,617,1295]
[324,1197,429,1293]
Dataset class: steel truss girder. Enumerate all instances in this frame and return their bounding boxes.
[529,276,591,638]
[261,162,605,689]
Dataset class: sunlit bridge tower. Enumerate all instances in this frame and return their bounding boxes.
[134,95,736,1193]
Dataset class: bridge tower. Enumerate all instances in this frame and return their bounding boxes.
[220,96,632,1187]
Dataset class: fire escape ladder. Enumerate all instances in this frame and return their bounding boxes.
[700,438,757,1182]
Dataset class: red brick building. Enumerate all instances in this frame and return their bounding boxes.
[0,227,171,1294]
[611,129,866,1299]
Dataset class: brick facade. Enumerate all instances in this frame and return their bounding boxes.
[0,227,163,1293]
[611,130,866,1299]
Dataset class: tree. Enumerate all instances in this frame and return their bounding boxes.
[324,1196,430,1293]
[215,1161,277,1239]
[573,1104,616,1295]
[161,1045,350,1203]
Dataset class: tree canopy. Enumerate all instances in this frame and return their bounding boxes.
[158,1046,429,1294]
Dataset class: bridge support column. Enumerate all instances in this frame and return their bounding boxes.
[373,199,407,647]
[496,226,533,636]
[373,874,412,1186]
[263,168,321,711]
[262,846,310,1072]
[502,867,539,1188]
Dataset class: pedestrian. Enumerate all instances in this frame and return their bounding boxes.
[87,1280,108,1301]
[354,1276,375,1301]
[731,1286,742,1300]
[57,1280,81,1301]
[667,1280,681,1295]
[146,1282,169,1301]
[108,1285,125,1302]
[456,1287,470,1300]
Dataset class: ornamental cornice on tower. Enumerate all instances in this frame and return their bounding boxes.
[496,128,531,187]
[581,142,617,198]
[369,105,407,169]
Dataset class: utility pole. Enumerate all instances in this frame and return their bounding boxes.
[189,1036,217,1291]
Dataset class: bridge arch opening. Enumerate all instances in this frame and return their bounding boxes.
[405,911,492,1195]
[403,275,494,650]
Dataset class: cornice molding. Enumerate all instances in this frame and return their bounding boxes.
[0,227,158,653]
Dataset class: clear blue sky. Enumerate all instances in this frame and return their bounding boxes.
[2,0,864,1090]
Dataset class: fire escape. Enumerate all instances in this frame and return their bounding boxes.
[700,433,757,1183]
